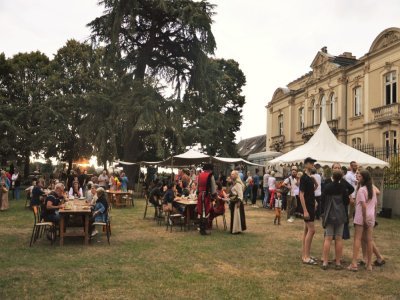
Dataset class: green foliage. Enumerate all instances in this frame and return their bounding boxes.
[181,58,246,156]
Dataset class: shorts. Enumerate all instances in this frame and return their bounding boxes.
[303,203,315,222]
[324,223,344,237]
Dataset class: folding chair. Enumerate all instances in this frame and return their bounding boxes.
[165,211,185,232]
[29,206,55,247]
[143,194,153,219]
[92,206,112,245]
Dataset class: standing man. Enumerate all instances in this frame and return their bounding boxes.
[311,168,322,220]
[98,170,109,190]
[197,164,217,236]
[11,169,21,201]
[344,161,358,220]
[262,170,270,208]
[299,157,318,265]
[283,167,298,222]
[252,169,260,208]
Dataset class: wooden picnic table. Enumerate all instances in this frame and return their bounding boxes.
[105,190,133,208]
[59,199,92,246]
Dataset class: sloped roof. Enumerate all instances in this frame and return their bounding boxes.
[268,119,388,169]
[237,135,266,158]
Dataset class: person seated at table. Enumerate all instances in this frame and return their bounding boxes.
[90,187,109,237]
[162,183,184,214]
[47,179,57,191]
[30,179,46,207]
[181,181,190,197]
[69,181,83,198]
[42,183,65,225]
[86,183,99,205]
[188,182,197,200]
[208,182,227,228]
[176,180,183,196]
[149,181,163,208]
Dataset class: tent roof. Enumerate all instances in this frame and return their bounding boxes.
[268,119,389,169]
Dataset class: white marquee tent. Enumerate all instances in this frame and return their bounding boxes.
[268,119,389,169]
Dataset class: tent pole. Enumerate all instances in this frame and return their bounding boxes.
[137,163,141,196]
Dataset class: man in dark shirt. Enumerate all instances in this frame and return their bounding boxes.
[149,182,163,207]
[78,170,88,192]
[299,157,318,265]
[31,180,46,207]
[42,183,65,224]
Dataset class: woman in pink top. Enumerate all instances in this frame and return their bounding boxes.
[348,170,377,272]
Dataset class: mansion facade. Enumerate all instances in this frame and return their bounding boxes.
[266,27,400,154]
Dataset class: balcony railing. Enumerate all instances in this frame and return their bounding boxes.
[371,103,400,123]
[301,119,339,141]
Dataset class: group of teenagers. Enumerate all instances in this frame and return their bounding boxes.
[147,164,247,235]
[285,157,385,271]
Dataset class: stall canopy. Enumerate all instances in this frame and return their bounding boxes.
[268,119,389,169]
[117,149,263,167]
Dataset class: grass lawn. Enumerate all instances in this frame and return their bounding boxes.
[0,197,399,299]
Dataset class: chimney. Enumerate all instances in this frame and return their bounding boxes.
[339,52,356,59]
[321,46,328,53]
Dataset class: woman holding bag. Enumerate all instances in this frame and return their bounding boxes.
[229,171,246,234]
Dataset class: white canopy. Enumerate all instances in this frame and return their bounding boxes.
[268,119,389,169]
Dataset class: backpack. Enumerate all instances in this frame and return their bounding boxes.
[323,193,347,228]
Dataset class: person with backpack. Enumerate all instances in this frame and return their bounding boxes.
[320,170,349,270]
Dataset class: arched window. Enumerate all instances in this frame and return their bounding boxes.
[385,71,397,105]
[319,95,326,122]
[278,114,284,135]
[354,86,362,116]
[298,107,305,131]
[329,93,336,120]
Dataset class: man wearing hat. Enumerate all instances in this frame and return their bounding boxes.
[197,164,217,235]
[299,157,319,265]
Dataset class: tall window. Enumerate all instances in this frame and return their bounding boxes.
[299,107,305,131]
[330,93,336,120]
[319,95,326,122]
[352,137,361,148]
[354,87,362,116]
[384,130,397,158]
[385,72,397,105]
[278,114,284,135]
[311,100,317,125]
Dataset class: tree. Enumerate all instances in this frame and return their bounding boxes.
[44,40,96,171]
[181,58,246,156]
[88,0,216,162]
[6,51,51,177]
[0,53,14,166]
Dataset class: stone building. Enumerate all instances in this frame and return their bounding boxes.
[266,27,400,154]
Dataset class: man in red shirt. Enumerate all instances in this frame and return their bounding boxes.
[197,164,217,235]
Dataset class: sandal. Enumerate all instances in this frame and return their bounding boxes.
[347,264,358,272]
[373,259,386,266]
[335,264,344,270]
[303,258,318,265]
[357,260,366,266]
[321,264,328,270]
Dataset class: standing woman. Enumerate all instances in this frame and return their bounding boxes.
[0,171,10,211]
[348,170,377,271]
[229,170,247,234]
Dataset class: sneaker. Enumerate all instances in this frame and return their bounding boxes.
[91,230,98,237]
[287,218,294,223]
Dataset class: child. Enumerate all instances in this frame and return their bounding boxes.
[274,189,283,225]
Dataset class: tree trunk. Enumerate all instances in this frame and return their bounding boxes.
[23,152,30,179]
[68,158,73,172]
[103,160,107,170]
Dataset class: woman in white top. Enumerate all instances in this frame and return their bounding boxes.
[69,181,83,198]
[268,171,276,208]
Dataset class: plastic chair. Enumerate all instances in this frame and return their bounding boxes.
[29,206,55,247]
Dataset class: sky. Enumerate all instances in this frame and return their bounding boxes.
[1,0,400,142]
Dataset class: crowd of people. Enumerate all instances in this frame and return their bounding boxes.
[0,160,388,270]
